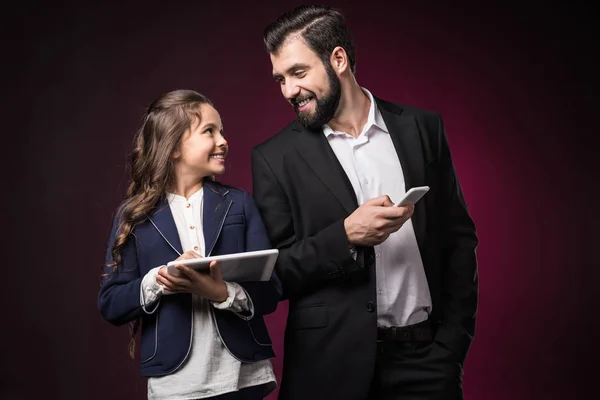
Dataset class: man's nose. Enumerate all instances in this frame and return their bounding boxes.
[283,81,300,102]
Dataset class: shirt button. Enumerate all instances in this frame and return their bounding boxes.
[377,289,383,295]
[363,179,369,185]
[366,301,375,312]
[190,226,195,230]
[194,246,199,251]
[186,202,191,208]
[376,252,381,258]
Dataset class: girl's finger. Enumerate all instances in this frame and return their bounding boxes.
[209,261,222,280]
[175,265,200,280]
[177,250,202,261]
[162,268,192,285]
[156,276,175,290]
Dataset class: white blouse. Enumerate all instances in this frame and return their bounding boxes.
[140,188,276,399]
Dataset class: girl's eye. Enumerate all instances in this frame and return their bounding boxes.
[204,128,213,135]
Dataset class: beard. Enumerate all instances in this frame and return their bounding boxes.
[293,63,341,130]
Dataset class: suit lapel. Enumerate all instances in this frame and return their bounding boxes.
[203,181,232,256]
[147,197,183,256]
[376,98,426,252]
[293,122,358,214]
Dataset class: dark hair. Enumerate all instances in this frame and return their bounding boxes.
[264,5,356,74]
[109,89,213,275]
[107,89,213,358]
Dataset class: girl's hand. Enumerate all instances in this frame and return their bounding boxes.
[156,249,200,292]
[157,253,227,302]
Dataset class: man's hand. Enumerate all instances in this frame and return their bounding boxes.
[344,195,414,247]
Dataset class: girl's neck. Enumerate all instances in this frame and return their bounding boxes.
[169,173,206,200]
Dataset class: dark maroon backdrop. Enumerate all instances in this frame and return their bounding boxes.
[3,0,598,399]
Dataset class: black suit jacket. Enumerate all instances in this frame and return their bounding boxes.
[251,97,478,400]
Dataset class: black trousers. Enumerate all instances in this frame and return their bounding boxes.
[207,384,269,400]
[367,340,464,400]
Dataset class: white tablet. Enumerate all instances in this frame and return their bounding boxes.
[166,249,279,282]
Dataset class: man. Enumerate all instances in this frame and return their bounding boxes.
[251,5,478,400]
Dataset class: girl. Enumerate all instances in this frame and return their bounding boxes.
[98,89,281,400]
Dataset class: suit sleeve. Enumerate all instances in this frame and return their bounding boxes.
[433,113,479,363]
[251,147,361,299]
[97,214,147,326]
[234,191,283,316]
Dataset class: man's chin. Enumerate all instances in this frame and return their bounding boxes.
[296,112,314,128]
[296,109,313,119]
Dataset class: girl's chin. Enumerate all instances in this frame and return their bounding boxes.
[209,167,226,176]
[192,168,225,180]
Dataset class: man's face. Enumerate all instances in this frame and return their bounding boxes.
[271,36,341,129]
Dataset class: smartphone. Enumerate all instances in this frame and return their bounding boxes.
[395,186,430,207]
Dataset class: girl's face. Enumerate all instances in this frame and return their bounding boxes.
[173,103,228,179]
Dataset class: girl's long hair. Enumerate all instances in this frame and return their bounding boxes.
[108,89,213,358]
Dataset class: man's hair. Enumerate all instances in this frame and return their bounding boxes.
[264,5,356,74]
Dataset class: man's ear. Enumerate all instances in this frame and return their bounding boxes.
[330,46,349,74]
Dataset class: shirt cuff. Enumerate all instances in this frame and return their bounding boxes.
[140,266,165,314]
[211,281,254,317]
[349,246,358,260]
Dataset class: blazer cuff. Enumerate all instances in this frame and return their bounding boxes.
[434,322,473,364]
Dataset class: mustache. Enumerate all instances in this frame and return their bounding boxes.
[291,93,315,107]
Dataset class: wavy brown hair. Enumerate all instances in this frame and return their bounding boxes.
[108,89,213,358]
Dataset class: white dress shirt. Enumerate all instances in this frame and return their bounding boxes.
[323,89,432,327]
[140,188,276,399]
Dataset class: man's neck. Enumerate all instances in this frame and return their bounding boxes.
[327,82,370,138]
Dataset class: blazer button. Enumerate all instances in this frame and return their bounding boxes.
[367,254,375,266]
[366,301,375,312]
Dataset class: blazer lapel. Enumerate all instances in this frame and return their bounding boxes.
[293,122,358,214]
[203,181,232,256]
[147,197,183,257]
[376,98,427,252]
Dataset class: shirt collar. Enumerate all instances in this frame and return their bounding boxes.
[166,187,204,204]
[323,87,388,137]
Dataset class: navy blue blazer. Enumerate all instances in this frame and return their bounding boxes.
[98,181,282,377]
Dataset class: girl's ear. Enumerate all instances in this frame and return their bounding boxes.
[172,148,181,159]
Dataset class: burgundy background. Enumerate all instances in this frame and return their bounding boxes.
[3,0,598,399]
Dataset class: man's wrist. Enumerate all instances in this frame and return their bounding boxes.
[344,217,354,247]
